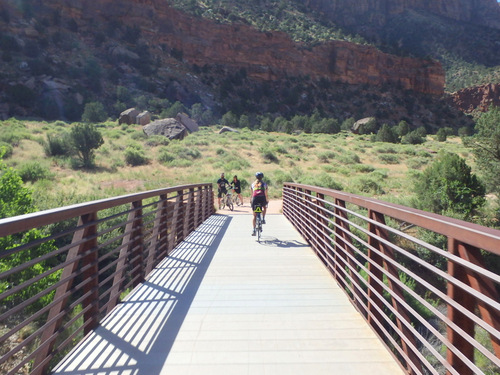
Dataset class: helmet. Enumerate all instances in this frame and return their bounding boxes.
[255,172,264,179]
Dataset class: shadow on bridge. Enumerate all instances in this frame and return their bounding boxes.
[53,215,231,375]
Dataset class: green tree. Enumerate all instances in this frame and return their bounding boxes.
[395,120,410,137]
[69,123,104,168]
[375,124,398,143]
[82,102,107,123]
[436,128,447,142]
[413,152,485,219]
[464,106,500,196]
[0,151,59,311]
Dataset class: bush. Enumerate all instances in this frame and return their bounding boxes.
[352,177,384,195]
[379,154,399,164]
[413,152,485,218]
[44,133,72,156]
[125,146,149,166]
[375,124,398,143]
[436,128,447,142]
[69,123,104,168]
[401,130,425,145]
[0,142,13,158]
[17,161,52,182]
[82,102,107,123]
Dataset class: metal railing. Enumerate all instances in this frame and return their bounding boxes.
[0,183,214,375]
[283,183,500,375]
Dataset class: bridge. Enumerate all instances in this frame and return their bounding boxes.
[0,183,499,375]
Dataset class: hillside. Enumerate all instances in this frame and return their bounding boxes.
[0,0,498,125]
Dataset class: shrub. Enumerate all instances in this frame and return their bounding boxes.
[69,123,104,168]
[413,152,485,218]
[379,154,399,164]
[352,177,384,195]
[17,161,52,182]
[82,102,107,123]
[177,148,201,160]
[125,146,149,166]
[375,124,398,143]
[44,133,72,156]
[402,130,425,145]
[0,142,13,158]
[436,128,447,142]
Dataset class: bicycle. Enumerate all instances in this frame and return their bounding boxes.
[220,191,234,211]
[230,188,242,206]
[254,203,263,242]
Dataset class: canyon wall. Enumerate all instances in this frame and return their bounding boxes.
[451,83,500,113]
[304,0,500,29]
[37,0,443,94]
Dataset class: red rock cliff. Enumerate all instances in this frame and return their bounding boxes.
[451,83,500,113]
[41,0,445,95]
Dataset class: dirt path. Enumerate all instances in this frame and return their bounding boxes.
[217,199,283,215]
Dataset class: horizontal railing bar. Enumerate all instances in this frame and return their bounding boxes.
[0,183,205,237]
[284,184,500,254]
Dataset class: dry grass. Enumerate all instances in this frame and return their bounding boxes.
[1,120,475,210]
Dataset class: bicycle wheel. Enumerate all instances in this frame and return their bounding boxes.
[228,197,234,211]
[256,214,262,242]
[220,195,225,209]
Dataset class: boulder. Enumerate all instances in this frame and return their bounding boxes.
[352,117,376,134]
[119,108,140,125]
[143,118,188,140]
[136,111,151,126]
[176,112,199,132]
[219,126,239,134]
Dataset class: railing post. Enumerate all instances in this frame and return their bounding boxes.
[32,212,98,375]
[333,199,362,300]
[144,194,169,276]
[175,189,185,246]
[107,200,144,314]
[184,187,195,237]
[368,210,421,375]
[315,193,331,267]
[129,200,145,288]
[194,187,201,228]
[447,238,500,375]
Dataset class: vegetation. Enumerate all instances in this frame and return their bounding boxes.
[464,106,500,197]
[0,115,496,226]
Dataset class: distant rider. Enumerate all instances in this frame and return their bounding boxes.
[231,175,244,206]
[217,172,229,208]
[250,172,269,236]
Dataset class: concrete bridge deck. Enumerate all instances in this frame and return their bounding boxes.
[53,213,405,375]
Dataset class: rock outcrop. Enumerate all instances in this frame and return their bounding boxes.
[303,0,500,30]
[450,84,500,113]
[37,0,444,95]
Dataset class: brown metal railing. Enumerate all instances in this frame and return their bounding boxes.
[283,183,500,375]
[0,183,214,375]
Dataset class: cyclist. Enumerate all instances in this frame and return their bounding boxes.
[217,172,229,208]
[250,172,269,236]
[231,175,244,206]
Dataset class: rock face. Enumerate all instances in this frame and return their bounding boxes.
[303,0,500,29]
[450,84,500,113]
[38,0,444,95]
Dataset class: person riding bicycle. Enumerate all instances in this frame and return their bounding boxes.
[251,172,269,236]
[217,172,229,208]
[231,175,244,206]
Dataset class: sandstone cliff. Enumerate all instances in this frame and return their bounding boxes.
[39,0,444,95]
[451,84,500,113]
[304,0,500,29]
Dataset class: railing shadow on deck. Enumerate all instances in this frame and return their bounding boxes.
[283,183,500,375]
[0,183,215,375]
[51,215,231,375]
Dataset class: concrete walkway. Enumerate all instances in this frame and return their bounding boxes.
[53,214,405,375]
